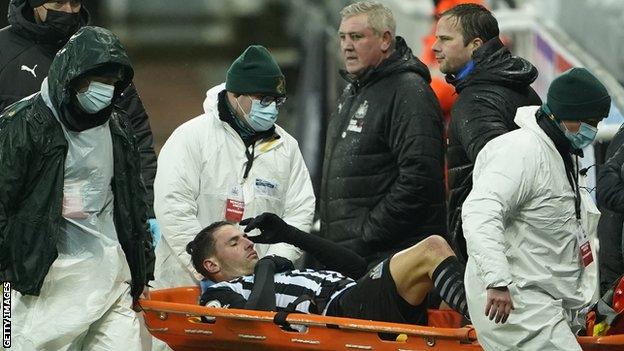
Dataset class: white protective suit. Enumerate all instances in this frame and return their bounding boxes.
[153,83,315,289]
[462,106,600,351]
[10,80,141,351]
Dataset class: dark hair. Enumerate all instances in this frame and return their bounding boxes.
[441,4,499,46]
[186,221,231,277]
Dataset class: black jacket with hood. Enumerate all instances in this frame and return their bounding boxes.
[320,37,446,266]
[0,0,157,216]
[446,37,541,262]
[0,26,154,300]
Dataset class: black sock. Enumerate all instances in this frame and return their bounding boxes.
[431,256,469,319]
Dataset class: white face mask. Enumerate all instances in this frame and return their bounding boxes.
[76,81,115,114]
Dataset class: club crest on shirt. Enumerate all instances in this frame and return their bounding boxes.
[347,100,368,133]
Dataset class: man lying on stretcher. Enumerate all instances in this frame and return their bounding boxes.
[186,213,469,324]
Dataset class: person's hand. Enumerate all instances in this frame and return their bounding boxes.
[132,285,151,312]
[240,213,290,244]
[485,286,514,323]
[141,285,150,300]
[258,255,294,273]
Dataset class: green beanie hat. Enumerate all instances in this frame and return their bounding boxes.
[226,45,286,96]
[546,67,611,121]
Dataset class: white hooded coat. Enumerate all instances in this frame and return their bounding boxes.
[462,106,600,351]
[153,83,315,289]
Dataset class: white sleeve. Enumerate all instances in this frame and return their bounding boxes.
[462,139,536,288]
[263,141,316,263]
[154,127,203,275]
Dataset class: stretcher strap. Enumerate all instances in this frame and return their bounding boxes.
[273,295,315,331]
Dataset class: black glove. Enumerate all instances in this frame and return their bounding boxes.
[240,213,292,244]
[257,255,294,273]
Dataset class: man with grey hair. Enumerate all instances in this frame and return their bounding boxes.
[320,1,447,269]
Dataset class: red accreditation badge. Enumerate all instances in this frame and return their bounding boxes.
[575,225,593,267]
[225,184,245,222]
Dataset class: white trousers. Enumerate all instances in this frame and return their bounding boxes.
[465,261,582,351]
[9,286,141,351]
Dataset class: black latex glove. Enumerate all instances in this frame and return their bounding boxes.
[240,213,292,244]
[242,213,367,279]
[259,255,294,273]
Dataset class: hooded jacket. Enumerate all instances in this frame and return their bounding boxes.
[320,37,446,264]
[0,26,154,299]
[446,38,542,262]
[0,0,157,215]
[596,126,624,293]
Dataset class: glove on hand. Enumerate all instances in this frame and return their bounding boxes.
[148,218,161,248]
[240,213,292,244]
[258,255,294,273]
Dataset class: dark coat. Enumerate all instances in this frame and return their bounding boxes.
[597,126,624,294]
[320,37,447,265]
[0,27,154,300]
[446,38,541,262]
[0,0,156,215]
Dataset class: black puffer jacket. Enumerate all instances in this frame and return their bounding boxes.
[597,126,624,294]
[0,27,154,299]
[447,38,541,262]
[0,0,157,216]
[320,37,446,265]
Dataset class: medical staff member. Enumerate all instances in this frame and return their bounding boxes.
[153,45,315,290]
[462,68,609,350]
[2,27,154,350]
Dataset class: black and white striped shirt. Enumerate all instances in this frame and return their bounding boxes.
[201,269,356,315]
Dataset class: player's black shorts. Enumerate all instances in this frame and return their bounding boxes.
[326,257,427,324]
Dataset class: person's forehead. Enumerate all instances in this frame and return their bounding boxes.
[339,13,372,32]
[85,68,124,81]
[437,15,462,34]
[213,224,243,244]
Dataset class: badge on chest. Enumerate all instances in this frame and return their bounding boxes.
[225,184,245,222]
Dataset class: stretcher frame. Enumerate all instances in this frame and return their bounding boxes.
[141,287,624,351]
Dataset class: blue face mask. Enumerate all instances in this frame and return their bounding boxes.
[76,81,115,114]
[564,122,598,150]
[237,97,278,132]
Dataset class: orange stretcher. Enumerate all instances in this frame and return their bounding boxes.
[141,287,624,351]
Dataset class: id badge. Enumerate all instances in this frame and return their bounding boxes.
[575,224,594,267]
[62,181,88,219]
[225,184,245,222]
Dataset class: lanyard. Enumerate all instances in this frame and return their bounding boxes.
[563,155,581,220]
[243,142,256,180]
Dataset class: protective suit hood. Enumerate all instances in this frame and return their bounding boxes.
[46,26,133,130]
[514,105,563,153]
[202,82,225,115]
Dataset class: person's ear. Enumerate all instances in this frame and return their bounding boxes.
[203,257,220,274]
[380,31,393,52]
[469,37,484,52]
